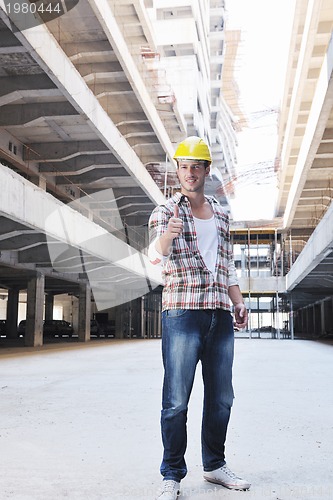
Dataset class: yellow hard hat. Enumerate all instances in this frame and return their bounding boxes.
[173,136,212,162]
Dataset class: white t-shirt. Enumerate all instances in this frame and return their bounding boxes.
[193,215,218,276]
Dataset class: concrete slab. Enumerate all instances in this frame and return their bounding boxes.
[0,338,332,500]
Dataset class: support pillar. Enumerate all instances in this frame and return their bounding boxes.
[321,300,326,336]
[141,296,146,339]
[45,294,54,320]
[115,304,124,339]
[78,283,91,342]
[25,274,44,347]
[6,288,19,339]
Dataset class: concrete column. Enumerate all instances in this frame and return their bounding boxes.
[114,305,124,339]
[320,301,325,336]
[45,294,54,320]
[327,298,333,336]
[308,306,311,335]
[314,303,321,337]
[25,274,45,347]
[300,311,304,334]
[78,283,91,342]
[141,297,146,339]
[6,288,19,339]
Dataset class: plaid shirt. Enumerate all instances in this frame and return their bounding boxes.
[148,192,238,311]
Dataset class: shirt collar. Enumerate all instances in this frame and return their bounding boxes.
[172,191,218,205]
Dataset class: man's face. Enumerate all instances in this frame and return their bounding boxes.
[176,160,210,194]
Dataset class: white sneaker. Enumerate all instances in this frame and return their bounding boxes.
[155,480,180,499]
[203,464,251,490]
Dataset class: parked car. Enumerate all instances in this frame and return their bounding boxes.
[90,319,115,337]
[43,320,74,338]
[17,319,74,338]
[104,320,116,337]
[90,319,104,337]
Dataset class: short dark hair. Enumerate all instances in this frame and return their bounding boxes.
[176,160,211,169]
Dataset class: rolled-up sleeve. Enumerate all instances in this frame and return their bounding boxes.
[148,206,170,266]
[228,258,238,287]
[226,221,238,287]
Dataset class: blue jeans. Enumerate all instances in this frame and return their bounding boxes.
[160,309,234,482]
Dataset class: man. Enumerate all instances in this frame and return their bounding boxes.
[148,136,250,500]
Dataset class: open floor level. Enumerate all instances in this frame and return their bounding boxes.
[0,338,332,500]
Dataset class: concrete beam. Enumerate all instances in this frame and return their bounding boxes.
[18,244,51,265]
[0,45,28,55]
[0,25,21,47]
[55,168,129,185]
[0,89,63,106]
[39,154,118,174]
[117,123,155,136]
[0,217,32,234]
[90,82,133,96]
[322,128,333,140]
[116,204,154,216]
[63,40,114,58]
[75,61,124,77]
[0,232,45,250]
[0,102,78,126]
[111,112,148,126]
[57,176,140,189]
[0,73,56,93]
[123,215,152,226]
[24,141,109,162]
[312,158,333,168]
[93,187,146,198]
[304,179,333,190]
[116,196,151,208]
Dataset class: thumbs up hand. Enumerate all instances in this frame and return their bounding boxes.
[154,204,183,256]
[166,204,183,240]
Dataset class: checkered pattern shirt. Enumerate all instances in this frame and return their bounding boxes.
[148,192,238,311]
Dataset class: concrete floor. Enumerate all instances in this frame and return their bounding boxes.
[0,338,332,500]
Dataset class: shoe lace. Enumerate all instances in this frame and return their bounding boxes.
[164,480,178,493]
[221,465,239,480]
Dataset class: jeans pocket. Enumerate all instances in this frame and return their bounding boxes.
[166,309,188,317]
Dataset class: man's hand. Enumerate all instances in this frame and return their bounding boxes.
[234,302,248,329]
[155,204,183,256]
[165,204,183,240]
